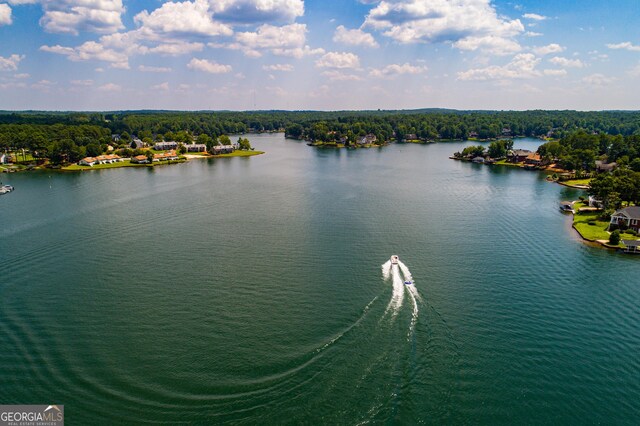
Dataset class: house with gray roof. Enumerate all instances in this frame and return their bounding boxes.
[609,206,640,232]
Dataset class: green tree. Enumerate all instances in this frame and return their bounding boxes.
[86,142,102,157]
[218,135,231,145]
[237,137,252,150]
[609,229,621,245]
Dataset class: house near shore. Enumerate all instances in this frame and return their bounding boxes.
[79,154,123,166]
[153,141,178,150]
[153,150,180,162]
[525,152,543,166]
[131,138,145,149]
[0,154,11,164]
[609,206,640,232]
[595,160,617,172]
[211,145,235,154]
[507,149,532,163]
[358,134,377,145]
[184,143,207,152]
[131,155,149,164]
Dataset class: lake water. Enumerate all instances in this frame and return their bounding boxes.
[1,134,639,424]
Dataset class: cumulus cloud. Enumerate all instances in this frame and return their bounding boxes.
[209,0,304,24]
[315,52,360,69]
[139,65,172,73]
[582,73,615,86]
[262,63,293,71]
[134,0,232,39]
[523,13,547,21]
[543,69,567,77]
[0,4,12,26]
[97,83,121,91]
[33,0,126,35]
[333,25,378,48]
[152,82,170,91]
[525,31,543,37]
[70,79,93,86]
[457,53,541,80]
[230,23,322,57]
[321,70,362,81]
[549,56,585,68]
[187,58,232,73]
[607,41,640,52]
[364,0,524,54]
[41,41,131,69]
[532,43,564,56]
[0,54,25,71]
[369,62,428,78]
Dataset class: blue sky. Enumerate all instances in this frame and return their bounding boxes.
[0,0,639,111]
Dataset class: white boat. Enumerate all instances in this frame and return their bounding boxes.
[0,184,13,195]
[390,255,399,265]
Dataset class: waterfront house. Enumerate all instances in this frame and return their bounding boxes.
[131,155,149,164]
[212,145,235,154]
[79,157,97,166]
[0,154,10,164]
[358,134,377,145]
[153,150,179,162]
[507,149,532,163]
[184,143,207,152]
[609,206,640,232]
[595,160,617,172]
[95,154,123,164]
[153,141,178,150]
[525,153,543,166]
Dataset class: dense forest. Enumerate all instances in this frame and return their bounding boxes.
[3,110,640,164]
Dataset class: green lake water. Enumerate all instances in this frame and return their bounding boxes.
[1,134,639,424]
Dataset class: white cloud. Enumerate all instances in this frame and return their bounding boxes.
[543,69,567,76]
[152,82,170,91]
[582,73,615,86]
[606,41,640,52]
[453,35,521,56]
[523,13,547,21]
[549,56,585,68]
[0,54,25,71]
[71,79,94,86]
[0,4,12,26]
[40,42,130,69]
[139,65,172,73]
[525,31,543,37]
[35,0,125,35]
[364,0,524,54]
[134,0,232,38]
[315,52,360,69]
[98,83,121,91]
[333,25,378,48]
[533,43,564,56]
[148,42,205,55]
[232,23,320,57]
[262,64,293,71]
[209,0,304,24]
[321,70,362,81]
[457,53,541,80]
[13,73,30,79]
[187,58,232,74]
[369,62,428,78]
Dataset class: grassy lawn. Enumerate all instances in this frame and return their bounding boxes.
[494,159,523,167]
[211,150,264,158]
[562,178,591,187]
[62,160,153,171]
[572,201,638,245]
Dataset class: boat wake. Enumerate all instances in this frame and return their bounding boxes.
[381,256,421,333]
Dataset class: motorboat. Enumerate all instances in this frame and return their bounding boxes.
[404,280,412,285]
[0,184,14,195]
[390,255,399,265]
